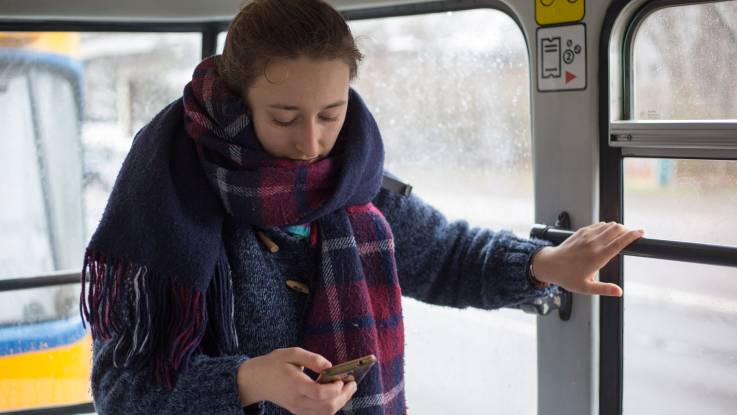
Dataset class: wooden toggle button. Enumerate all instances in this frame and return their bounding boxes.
[257,230,279,253]
[286,280,310,295]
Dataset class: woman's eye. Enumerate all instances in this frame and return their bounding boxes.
[272,118,295,127]
[319,115,338,122]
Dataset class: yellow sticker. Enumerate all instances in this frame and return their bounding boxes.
[536,0,585,26]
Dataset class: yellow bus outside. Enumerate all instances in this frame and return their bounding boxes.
[0,31,93,412]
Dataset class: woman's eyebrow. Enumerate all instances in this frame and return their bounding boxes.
[322,100,347,109]
[268,100,347,111]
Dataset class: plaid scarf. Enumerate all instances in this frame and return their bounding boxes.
[80,56,405,413]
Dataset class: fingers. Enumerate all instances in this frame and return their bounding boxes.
[588,221,624,239]
[283,347,332,373]
[582,281,623,297]
[565,222,621,249]
[300,379,344,401]
[552,222,642,298]
[585,222,644,259]
[604,228,644,257]
[588,221,609,233]
[264,348,358,415]
[336,381,358,409]
[298,380,358,415]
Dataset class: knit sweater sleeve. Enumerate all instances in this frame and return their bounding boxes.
[372,184,556,309]
[90,335,249,414]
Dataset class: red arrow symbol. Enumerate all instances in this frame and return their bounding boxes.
[565,71,577,83]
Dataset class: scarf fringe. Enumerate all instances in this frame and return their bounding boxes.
[79,248,238,389]
[202,254,239,356]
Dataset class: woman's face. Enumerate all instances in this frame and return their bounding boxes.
[246,56,350,162]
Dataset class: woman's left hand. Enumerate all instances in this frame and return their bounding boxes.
[531,222,645,297]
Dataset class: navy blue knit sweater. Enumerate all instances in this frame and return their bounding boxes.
[90,184,553,414]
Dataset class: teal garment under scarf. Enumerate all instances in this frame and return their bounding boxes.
[282,224,310,239]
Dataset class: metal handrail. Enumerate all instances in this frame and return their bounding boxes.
[1,402,95,415]
[0,270,81,293]
[531,224,737,268]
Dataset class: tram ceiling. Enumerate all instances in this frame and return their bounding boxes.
[0,0,437,21]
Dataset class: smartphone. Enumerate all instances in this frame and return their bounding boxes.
[316,354,377,384]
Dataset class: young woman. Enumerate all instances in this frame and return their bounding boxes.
[81,1,643,414]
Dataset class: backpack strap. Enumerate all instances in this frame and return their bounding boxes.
[381,174,413,197]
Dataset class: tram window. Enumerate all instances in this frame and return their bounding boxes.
[623,258,737,414]
[622,158,737,413]
[632,1,737,120]
[0,31,199,413]
[217,31,226,54]
[623,158,737,246]
[619,2,737,411]
[0,46,83,324]
[80,33,201,238]
[348,11,535,414]
[245,9,526,414]
[0,67,54,278]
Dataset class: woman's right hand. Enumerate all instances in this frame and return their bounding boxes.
[237,347,358,415]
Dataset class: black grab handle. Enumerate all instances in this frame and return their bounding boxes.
[531,224,737,268]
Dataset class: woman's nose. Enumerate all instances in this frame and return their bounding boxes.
[297,120,320,157]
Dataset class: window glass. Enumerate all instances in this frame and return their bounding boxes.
[623,158,737,246]
[81,33,201,236]
[623,258,737,414]
[0,61,53,278]
[0,31,200,413]
[217,31,226,54]
[632,1,737,120]
[623,158,737,413]
[349,10,536,413]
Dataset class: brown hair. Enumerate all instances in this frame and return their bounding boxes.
[216,0,363,95]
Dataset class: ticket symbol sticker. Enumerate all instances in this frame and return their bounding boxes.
[536,0,585,26]
[537,23,586,92]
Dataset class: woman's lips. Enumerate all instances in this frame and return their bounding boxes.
[292,155,320,162]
